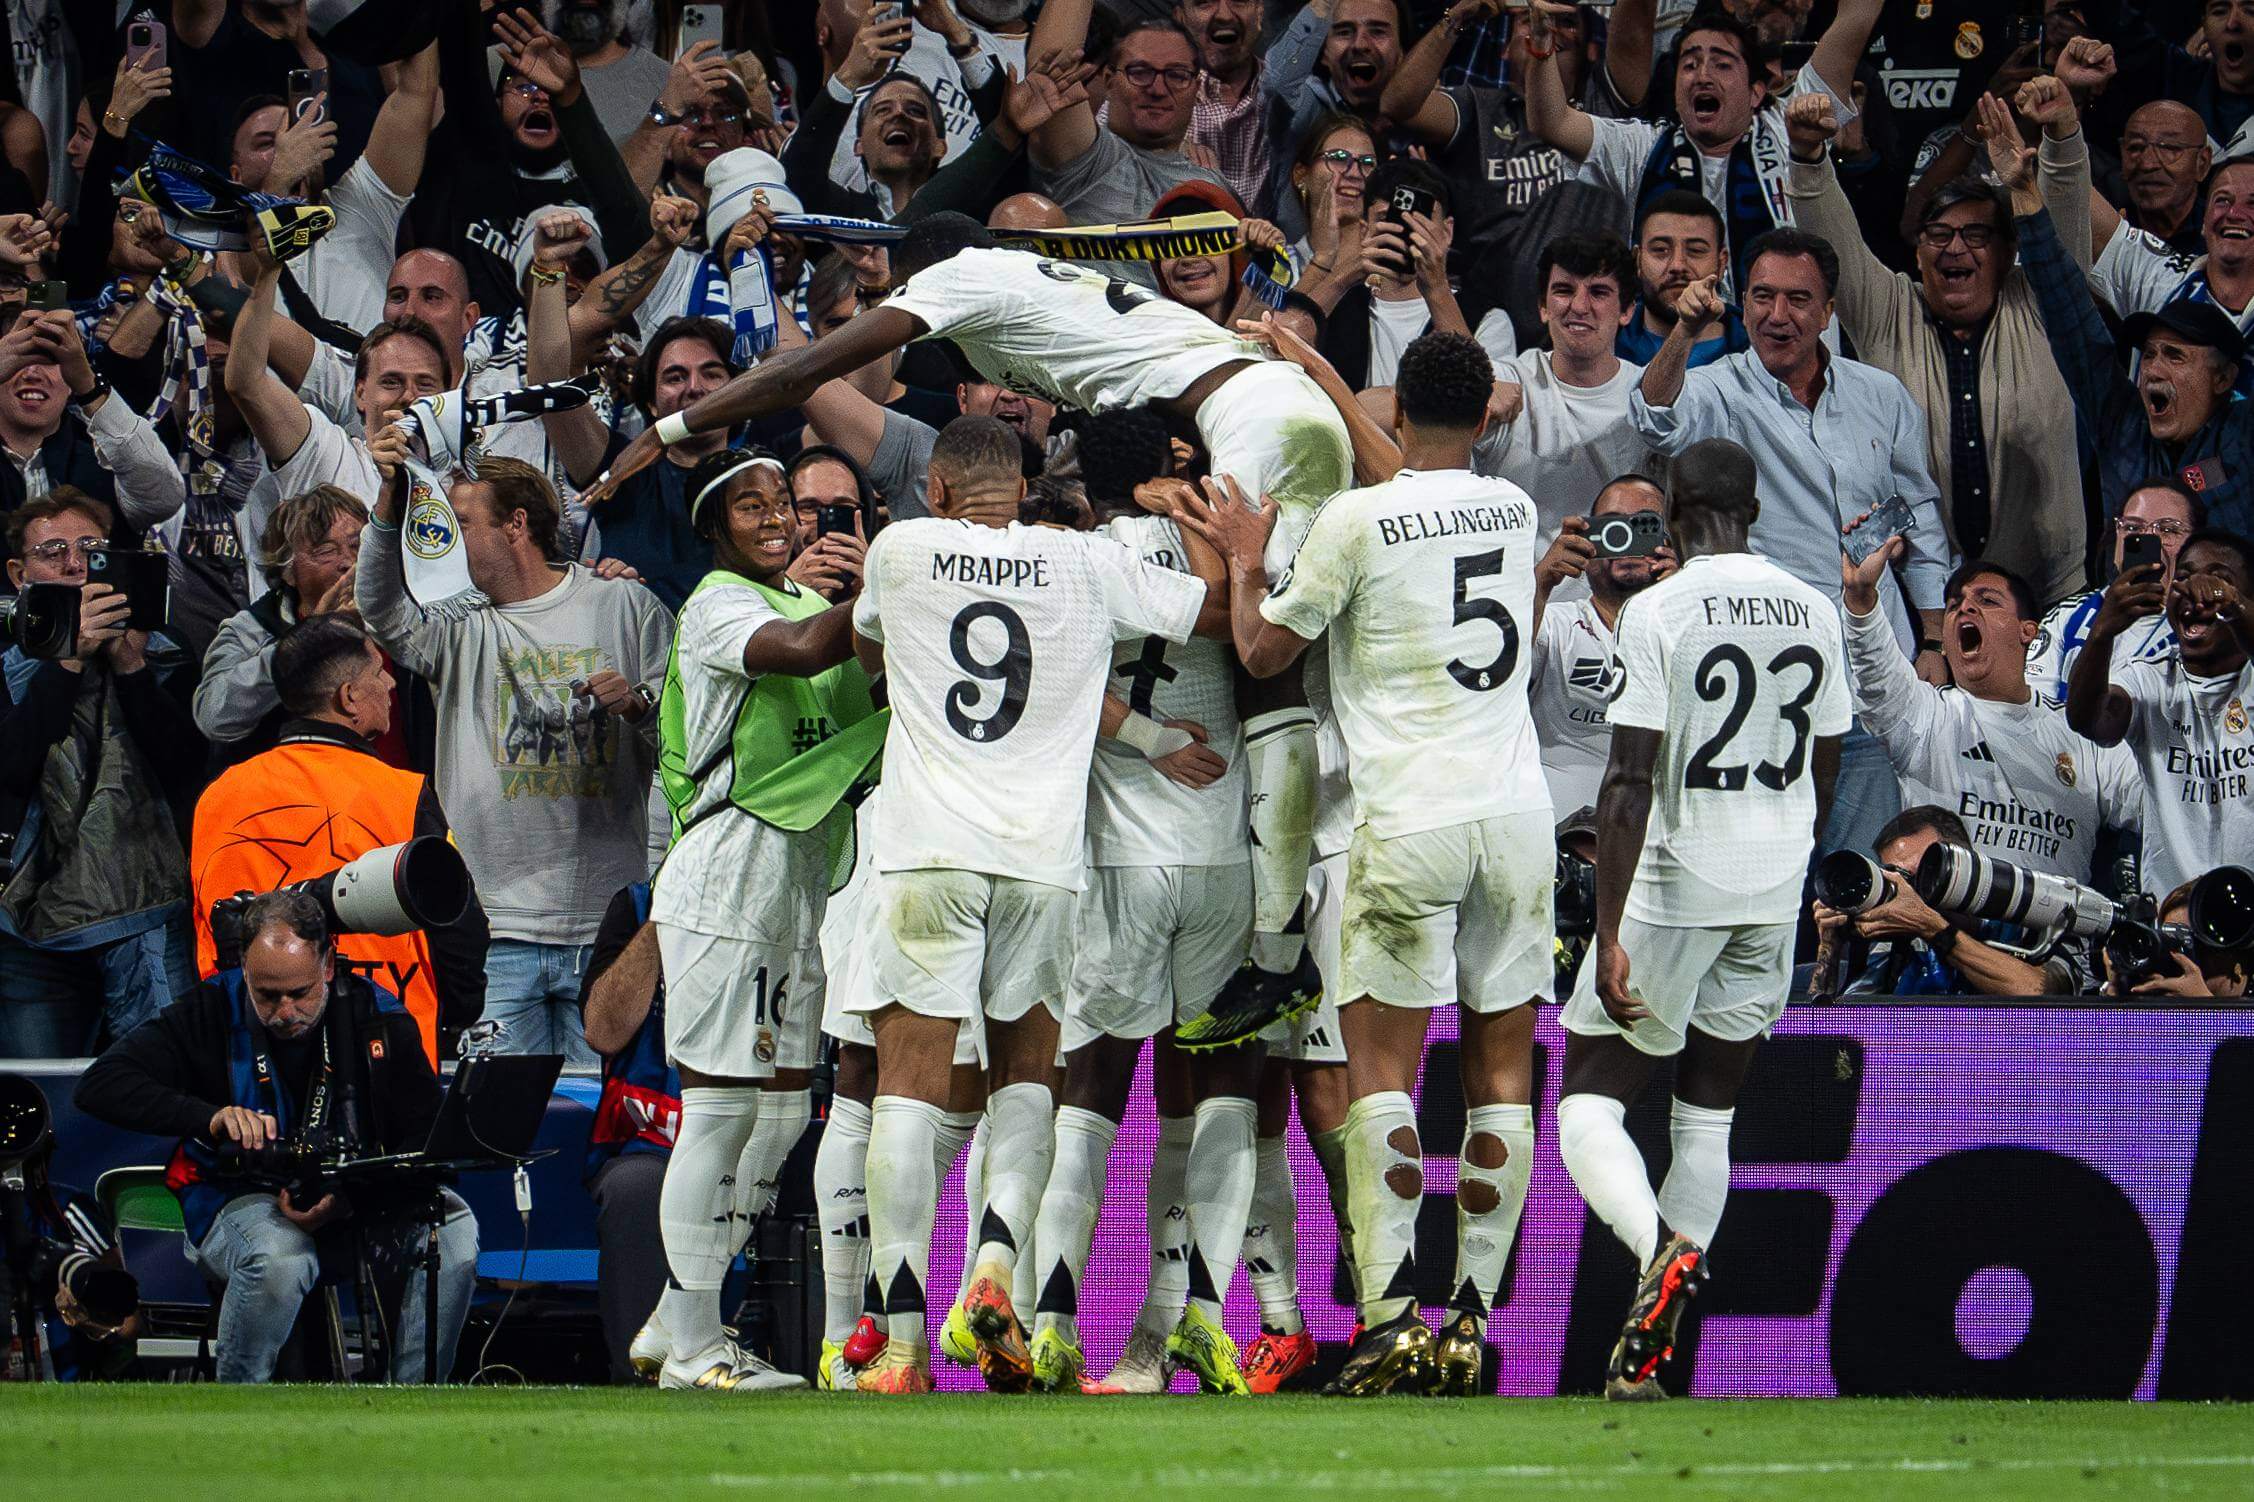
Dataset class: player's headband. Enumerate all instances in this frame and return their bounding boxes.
[691,454,788,517]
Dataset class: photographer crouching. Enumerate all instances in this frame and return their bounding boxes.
[72,891,479,1383]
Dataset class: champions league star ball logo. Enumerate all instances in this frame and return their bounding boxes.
[406,488,459,561]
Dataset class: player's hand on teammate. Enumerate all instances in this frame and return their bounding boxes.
[1151,719,1227,789]
[1130,475,1199,522]
[589,557,642,582]
[1536,514,1596,591]
[1592,939,1646,1025]
[1175,473,1277,573]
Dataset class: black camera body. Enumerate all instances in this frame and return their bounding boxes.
[2103,894,2194,988]
[1589,510,1664,560]
[0,582,80,661]
[1,1075,142,1334]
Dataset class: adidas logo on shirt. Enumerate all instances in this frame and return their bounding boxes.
[1961,742,1996,763]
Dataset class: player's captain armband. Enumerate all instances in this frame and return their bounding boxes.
[1115,710,1193,760]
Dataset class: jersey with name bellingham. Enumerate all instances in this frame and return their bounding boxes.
[2114,656,2254,900]
[1087,514,1247,869]
[1844,606,2143,883]
[1261,468,1548,838]
[854,518,1205,890]
[1611,553,1852,928]
[884,247,1255,414]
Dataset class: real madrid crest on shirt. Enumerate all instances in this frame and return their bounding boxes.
[2056,751,2077,787]
[1955,21,1983,58]
[2230,698,2250,736]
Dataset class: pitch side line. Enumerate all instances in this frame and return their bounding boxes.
[709,1454,2254,1489]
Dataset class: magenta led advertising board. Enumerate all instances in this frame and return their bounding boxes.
[925,1006,2254,1398]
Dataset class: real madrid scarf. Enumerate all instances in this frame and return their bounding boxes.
[1632,121,1789,296]
[696,214,909,363]
[393,376,602,615]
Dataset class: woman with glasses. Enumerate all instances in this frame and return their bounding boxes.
[2027,481,2206,701]
[1282,113,1378,311]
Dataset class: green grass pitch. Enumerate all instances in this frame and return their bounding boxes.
[5,1388,2252,1500]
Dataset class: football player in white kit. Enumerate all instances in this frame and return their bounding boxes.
[846,415,1219,1394]
[585,212,1355,1045]
[1187,332,1554,1397]
[642,450,887,1393]
[1021,411,1263,1396]
[1557,438,1850,1401]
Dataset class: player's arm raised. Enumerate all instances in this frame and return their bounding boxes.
[584,305,929,503]
[1178,475,1312,677]
[1132,477,1234,640]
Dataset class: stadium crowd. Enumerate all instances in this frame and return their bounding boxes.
[3,0,2252,1397]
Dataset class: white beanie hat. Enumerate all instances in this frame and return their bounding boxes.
[511,203,609,289]
[703,147,803,245]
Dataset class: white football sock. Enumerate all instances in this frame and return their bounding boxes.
[956,1115,988,1305]
[1558,1092,1658,1268]
[867,1095,944,1358]
[1242,1133,1303,1335]
[1031,1105,1117,1343]
[1184,1094,1259,1323]
[1657,1099,1735,1250]
[1452,1102,1535,1334]
[1136,1114,1195,1333]
[1244,707,1317,972]
[1344,1090,1422,1325]
[972,1083,1055,1304]
[732,1086,811,1230]
[656,1085,762,1361]
[813,1096,873,1347]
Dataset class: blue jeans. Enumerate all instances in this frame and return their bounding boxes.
[0,917,193,1058]
[483,938,596,1066]
[187,1190,480,1383]
[1820,720,1904,863]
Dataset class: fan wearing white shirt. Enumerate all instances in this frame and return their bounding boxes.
[1558,438,1849,1403]
[1189,331,1551,1399]
[1843,546,2143,884]
[847,416,1213,1395]
[1475,233,1651,563]
[2066,530,2254,902]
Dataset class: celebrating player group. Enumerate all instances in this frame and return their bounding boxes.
[604,214,1849,1401]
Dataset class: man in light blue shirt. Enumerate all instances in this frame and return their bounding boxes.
[1630,226,1954,858]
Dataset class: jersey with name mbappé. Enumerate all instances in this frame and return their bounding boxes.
[884,247,1257,413]
[1087,514,1247,869]
[2114,656,2254,899]
[854,517,1205,889]
[1611,553,1852,927]
[1260,468,1548,838]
